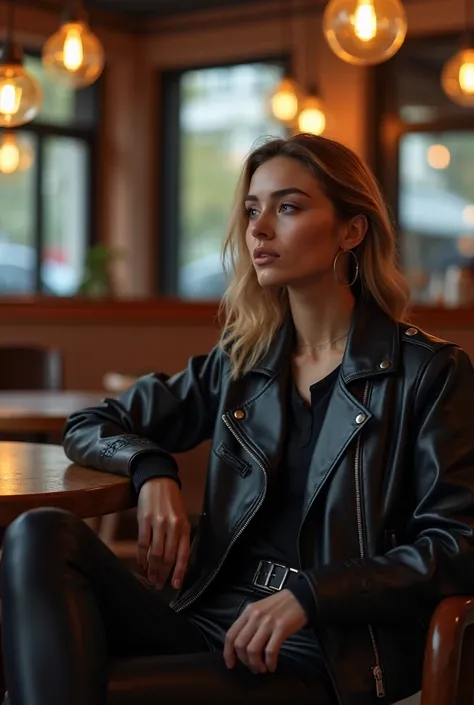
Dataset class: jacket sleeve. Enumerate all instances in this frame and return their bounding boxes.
[62,346,223,488]
[302,345,474,625]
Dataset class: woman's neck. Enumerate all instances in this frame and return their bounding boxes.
[288,279,355,354]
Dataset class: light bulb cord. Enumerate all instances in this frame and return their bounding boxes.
[282,0,295,80]
[464,0,474,45]
[6,0,14,43]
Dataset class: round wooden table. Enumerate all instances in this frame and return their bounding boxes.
[0,391,107,435]
[0,442,135,526]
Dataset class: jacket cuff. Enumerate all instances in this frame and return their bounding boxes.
[130,451,181,495]
[285,570,318,623]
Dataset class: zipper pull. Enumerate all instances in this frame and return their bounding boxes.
[372,665,385,698]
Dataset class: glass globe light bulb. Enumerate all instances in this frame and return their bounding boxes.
[0,63,42,127]
[297,96,327,136]
[0,132,34,175]
[323,0,407,66]
[270,77,302,123]
[441,48,474,107]
[42,20,105,89]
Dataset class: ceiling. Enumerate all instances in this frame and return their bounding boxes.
[16,0,432,32]
[87,0,260,17]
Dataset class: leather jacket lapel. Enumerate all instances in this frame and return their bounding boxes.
[222,298,400,503]
[301,375,372,520]
[222,362,291,485]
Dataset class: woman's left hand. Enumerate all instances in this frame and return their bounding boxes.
[224,589,307,675]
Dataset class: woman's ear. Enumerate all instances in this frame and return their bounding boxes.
[340,214,368,250]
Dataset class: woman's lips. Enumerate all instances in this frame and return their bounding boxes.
[253,249,280,266]
[254,253,279,265]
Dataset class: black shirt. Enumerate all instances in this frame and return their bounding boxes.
[216,364,340,618]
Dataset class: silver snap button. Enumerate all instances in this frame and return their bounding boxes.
[405,327,418,336]
[233,409,245,420]
[379,360,391,369]
[355,413,366,424]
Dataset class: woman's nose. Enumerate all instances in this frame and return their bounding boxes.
[250,216,274,240]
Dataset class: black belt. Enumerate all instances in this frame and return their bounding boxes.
[251,560,299,593]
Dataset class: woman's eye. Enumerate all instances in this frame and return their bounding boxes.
[245,207,258,218]
[280,203,297,213]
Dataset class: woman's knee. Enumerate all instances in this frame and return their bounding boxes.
[3,508,82,566]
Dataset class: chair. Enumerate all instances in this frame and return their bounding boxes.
[0,595,472,704]
[420,596,474,705]
[0,346,63,391]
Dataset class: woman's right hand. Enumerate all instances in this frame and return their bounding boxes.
[136,477,191,591]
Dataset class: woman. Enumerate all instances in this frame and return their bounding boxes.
[2,134,474,705]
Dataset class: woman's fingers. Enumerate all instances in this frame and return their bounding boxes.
[147,516,166,585]
[171,528,191,590]
[136,513,152,571]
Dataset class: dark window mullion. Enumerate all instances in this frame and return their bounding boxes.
[86,136,97,248]
[158,71,181,296]
[35,136,45,293]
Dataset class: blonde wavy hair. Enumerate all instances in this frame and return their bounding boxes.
[219,133,410,379]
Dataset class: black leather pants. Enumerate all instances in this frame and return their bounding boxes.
[0,508,335,705]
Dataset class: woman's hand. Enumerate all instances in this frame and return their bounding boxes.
[224,589,307,674]
[136,477,191,590]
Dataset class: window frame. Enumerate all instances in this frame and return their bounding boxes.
[0,51,101,295]
[158,54,290,297]
[374,33,474,222]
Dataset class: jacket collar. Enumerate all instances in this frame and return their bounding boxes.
[254,297,400,383]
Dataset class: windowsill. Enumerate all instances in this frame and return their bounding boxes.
[1,296,474,328]
[0,297,220,325]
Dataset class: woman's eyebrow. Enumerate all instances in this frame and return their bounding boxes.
[244,187,311,202]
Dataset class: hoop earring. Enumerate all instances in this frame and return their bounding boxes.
[333,249,359,287]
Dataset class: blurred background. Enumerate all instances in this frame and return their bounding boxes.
[1,0,474,515]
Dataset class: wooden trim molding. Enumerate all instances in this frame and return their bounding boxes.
[408,306,474,330]
[1,297,474,329]
[0,297,220,326]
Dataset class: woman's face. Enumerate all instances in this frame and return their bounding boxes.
[244,155,358,290]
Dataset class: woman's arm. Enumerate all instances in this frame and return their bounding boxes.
[62,346,223,492]
[301,345,474,625]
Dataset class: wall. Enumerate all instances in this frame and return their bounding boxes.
[0,0,467,296]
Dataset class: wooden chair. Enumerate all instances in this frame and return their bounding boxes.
[420,595,474,705]
[0,346,63,391]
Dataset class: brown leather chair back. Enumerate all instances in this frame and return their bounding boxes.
[0,346,63,391]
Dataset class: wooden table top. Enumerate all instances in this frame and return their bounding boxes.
[0,391,107,433]
[0,442,134,525]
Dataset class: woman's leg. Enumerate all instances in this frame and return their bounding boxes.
[107,651,334,705]
[0,507,209,705]
[1,508,336,705]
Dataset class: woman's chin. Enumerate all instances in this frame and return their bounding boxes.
[255,270,289,288]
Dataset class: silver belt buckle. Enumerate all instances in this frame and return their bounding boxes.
[252,560,296,592]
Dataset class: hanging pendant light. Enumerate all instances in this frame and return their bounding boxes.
[296,9,327,137]
[441,0,474,106]
[0,130,34,174]
[322,0,407,66]
[0,1,42,127]
[270,0,303,125]
[42,1,105,89]
[298,94,326,135]
[271,76,303,124]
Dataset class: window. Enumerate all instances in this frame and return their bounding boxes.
[160,60,287,300]
[375,35,474,306]
[0,55,99,296]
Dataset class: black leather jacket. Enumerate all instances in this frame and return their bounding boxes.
[63,301,474,705]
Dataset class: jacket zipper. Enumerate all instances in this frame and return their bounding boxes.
[174,412,268,613]
[355,380,385,699]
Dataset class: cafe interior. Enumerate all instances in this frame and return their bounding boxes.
[0,0,474,702]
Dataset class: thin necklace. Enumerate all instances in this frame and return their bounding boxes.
[299,331,349,350]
